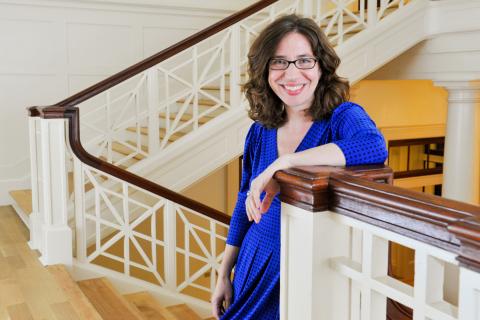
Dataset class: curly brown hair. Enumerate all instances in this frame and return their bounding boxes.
[244,14,349,128]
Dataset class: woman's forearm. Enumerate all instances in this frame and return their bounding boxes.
[270,143,346,174]
[218,245,240,279]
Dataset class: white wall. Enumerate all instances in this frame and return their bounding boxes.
[0,0,255,204]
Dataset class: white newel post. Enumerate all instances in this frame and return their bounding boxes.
[37,118,72,266]
[28,116,41,250]
[434,81,480,204]
[280,203,350,320]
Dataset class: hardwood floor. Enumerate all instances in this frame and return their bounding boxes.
[0,205,82,320]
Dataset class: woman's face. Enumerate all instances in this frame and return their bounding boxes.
[268,32,321,111]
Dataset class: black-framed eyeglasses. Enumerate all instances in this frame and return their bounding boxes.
[268,57,318,70]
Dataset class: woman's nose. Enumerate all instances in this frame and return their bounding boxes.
[283,63,300,77]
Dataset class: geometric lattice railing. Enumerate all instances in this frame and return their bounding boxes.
[74,159,229,302]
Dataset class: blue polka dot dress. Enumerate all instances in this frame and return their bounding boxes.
[222,102,388,320]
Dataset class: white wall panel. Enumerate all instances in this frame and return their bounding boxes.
[143,26,197,57]
[67,23,137,73]
[0,19,58,74]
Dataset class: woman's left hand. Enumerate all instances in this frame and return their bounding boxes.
[246,156,290,223]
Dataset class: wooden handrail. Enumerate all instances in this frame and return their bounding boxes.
[32,105,230,225]
[51,0,278,108]
[275,166,480,271]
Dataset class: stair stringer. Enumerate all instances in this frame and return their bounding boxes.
[131,107,252,193]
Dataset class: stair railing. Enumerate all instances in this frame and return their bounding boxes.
[30,0,417,173]
[277,165,480,320]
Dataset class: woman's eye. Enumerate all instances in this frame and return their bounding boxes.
[298,58,311,64]
[271,59,286,66]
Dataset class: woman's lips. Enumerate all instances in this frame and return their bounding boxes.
[282,84,305,96]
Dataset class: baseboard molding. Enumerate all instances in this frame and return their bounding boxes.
[0,176,30,206]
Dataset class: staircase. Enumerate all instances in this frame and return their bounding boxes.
[10,0,480,319]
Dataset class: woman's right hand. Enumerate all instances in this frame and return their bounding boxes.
[211,275,233,319]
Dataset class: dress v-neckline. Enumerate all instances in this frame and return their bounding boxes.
[275,121,317,159]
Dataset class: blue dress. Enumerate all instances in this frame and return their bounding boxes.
[222,102,388,319]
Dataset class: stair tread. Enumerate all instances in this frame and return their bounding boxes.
[176,98,224,107]
[124,291,177,320]
[159,112,213,124]
[126,127,186,142]
[166,304,202,320]
[77,277,145,320]
[47,265,103,320]
[111,141,147,160]
[9,189,32,215]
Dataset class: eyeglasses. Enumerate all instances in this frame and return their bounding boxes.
[268,57,318,70]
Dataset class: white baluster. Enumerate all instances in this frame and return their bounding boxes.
[164,200,177,291]
[147,69,160,155]
[367,0,378,26]
[122,182,130,276]
[302,0,313,16]
[361,232,388,320]
[38,118,72,265]
[229,25,241,110]
[192,46,199,131]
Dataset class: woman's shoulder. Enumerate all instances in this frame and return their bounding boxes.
[329,101,369,122]
[332,101,366,114]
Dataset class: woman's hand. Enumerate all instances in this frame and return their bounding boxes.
[211,275,233,319]
[246,156,290,223]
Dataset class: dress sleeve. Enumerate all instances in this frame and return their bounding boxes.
[331,103,388,166]
[226,123,257,247]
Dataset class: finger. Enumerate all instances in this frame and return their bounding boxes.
[225,296,232,309]
[260,193,274,214]
[246,198,255,222]
[247,196,260,223]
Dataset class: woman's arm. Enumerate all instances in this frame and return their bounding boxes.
[211,245,240,319]
[246,143,345,222]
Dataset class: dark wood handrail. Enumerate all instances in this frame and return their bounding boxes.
[275,166,480,271]
[32,106,230,225]
[50,0,278,108]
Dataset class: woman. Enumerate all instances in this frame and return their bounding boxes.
[212,14,387,320]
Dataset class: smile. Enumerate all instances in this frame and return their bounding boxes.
[281,84,305,95]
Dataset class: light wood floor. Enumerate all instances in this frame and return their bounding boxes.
[0,205,83,320]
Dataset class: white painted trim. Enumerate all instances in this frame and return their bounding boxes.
[0,0,252,17]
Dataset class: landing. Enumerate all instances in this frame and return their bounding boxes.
[0,205,80,319]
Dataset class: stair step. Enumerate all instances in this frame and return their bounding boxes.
[77,277,145,320]
[159,112,213,125]
[124,291,176,320]
[126,127,186,142]
[47,265,103,320]
[111,141,148,160]
[166,304,202,320]
[176,98,224,107]
[9,189,32,215]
